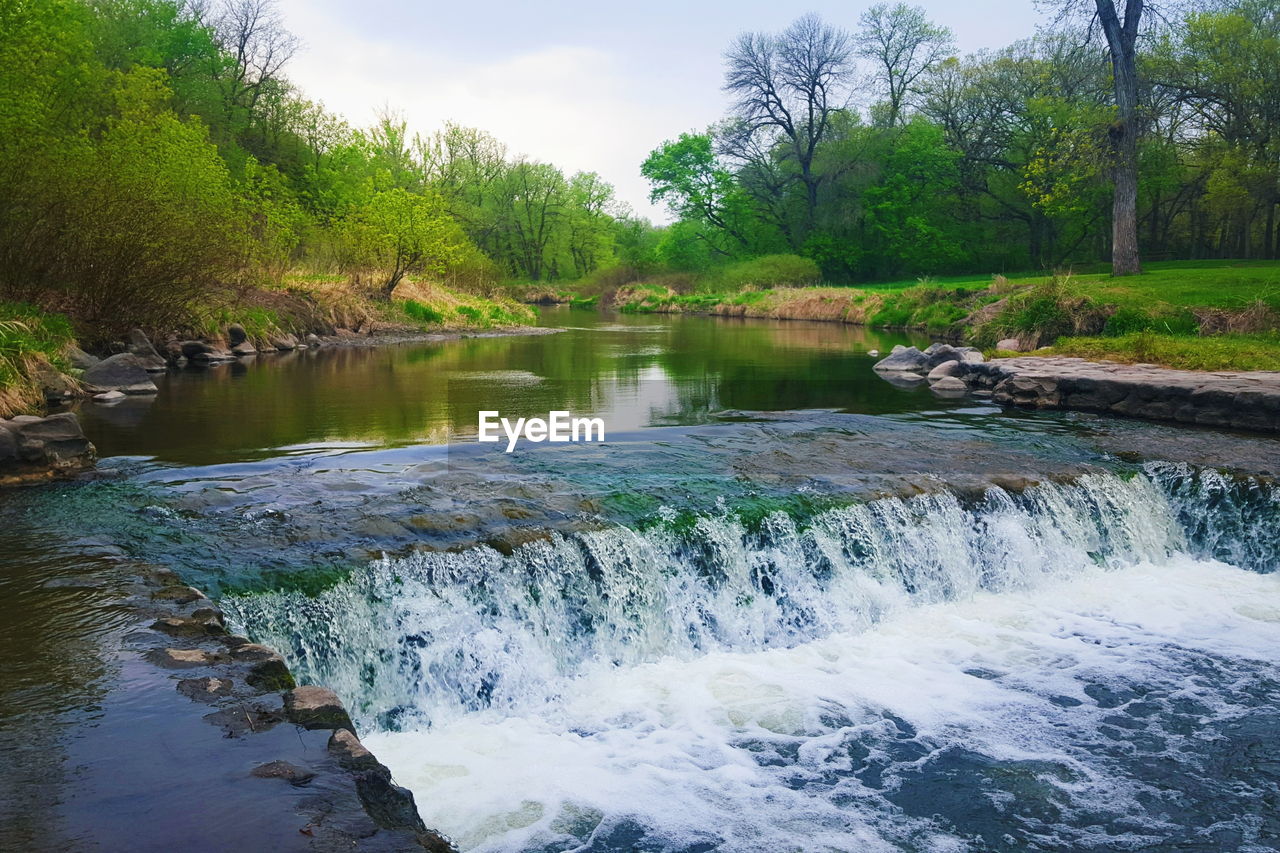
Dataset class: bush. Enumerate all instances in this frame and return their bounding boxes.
[0,303,76,416]
[402,300,444,325]
[1103,307,1154,337]
[714,254,822,290]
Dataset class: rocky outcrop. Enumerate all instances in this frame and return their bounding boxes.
[0,412,96,482]
[946,357,1280,433]
[126,329,168,372]
[82,353,159,394]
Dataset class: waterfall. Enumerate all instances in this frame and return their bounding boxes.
[223,465,1276,731]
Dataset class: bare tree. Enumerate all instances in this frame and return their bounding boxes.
[209,0,299,123]
[857,3,955,127]
[723,13,855,236]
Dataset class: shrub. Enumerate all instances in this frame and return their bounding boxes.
[402,300,444,325]
[456,305,483,322]
[1103,307,1154,337]
[715,255,822,290]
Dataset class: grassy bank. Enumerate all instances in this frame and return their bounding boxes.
[0,275,537,418]
[601,260,1280,371]
[0,304,77,418]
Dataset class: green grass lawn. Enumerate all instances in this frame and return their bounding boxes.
[1050,332,1280,372]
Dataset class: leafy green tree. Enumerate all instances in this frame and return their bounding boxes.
[341,187,468,296]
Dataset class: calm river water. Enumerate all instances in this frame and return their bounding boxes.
[2,309,1278,852]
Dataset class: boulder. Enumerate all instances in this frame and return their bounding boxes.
[180,340,212,358]
[872,346,928,373]
[270,334,298,351]
[231,341,257,356]
[927,360,963,381]
[126,329,167,372]
[0,413,96,476]
[250,760,316,786]
[285,686,355,732]
[962,350,985,364]
[67,346,100,370]
[93,390,126,403]
[82,353,158,394]
[930,376,968,395]
[996,338,1024,352]
[922,344,965,370]
[226,323,247,346]
[304,333,322,347]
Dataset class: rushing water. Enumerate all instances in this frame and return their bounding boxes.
[2,310,1279,851]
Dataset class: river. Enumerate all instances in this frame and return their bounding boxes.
[1,309,1278,851]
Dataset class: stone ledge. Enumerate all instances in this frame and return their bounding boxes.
[956,356,1280,433]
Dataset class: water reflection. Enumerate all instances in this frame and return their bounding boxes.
[74,311,932,465]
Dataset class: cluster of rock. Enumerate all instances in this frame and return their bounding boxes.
[872,343,986,394]
[0,412,95,483]
[135,563,455,851]
[874,346,1280,433]
[71,326,322,400]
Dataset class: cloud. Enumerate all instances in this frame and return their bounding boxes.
[277,3,697,220]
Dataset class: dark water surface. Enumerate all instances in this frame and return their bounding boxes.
[2,309,1278,852]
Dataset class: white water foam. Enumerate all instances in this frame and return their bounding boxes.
[364,558,1280,852]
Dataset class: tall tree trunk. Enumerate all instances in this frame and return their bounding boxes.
[1266,201,1276,260]
[1096,0,1143,275]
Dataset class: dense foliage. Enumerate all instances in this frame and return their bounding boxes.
[0,0,632,342]
[643,2,1280,283]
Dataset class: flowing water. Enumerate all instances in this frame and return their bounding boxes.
[2,310,1278,851]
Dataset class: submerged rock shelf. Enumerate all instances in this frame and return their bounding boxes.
[121,556,457,851]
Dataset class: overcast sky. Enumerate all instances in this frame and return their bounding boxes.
[276,1,1047,221]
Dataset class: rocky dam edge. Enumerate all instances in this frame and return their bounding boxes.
[66,545,460,850]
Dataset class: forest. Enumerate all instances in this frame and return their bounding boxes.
[0,0,1277,344]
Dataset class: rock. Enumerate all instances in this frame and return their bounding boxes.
[250,760,316,786]
[931,376,968,394]
[873,346,928,373]
[233,644,296,691]
[226,324,247,346]
[962,350,985,364]
[996,338,1024,352]
[922,344,965,370]
[124,330,168,372]
[32,358,79,400]
[82,353,159,394]
[353,766,430,835]
[270,334,298,351]
[305,334,321,346]
[67,346,99,370]
[867,349,879,357]
[927,361,963,381]
[231,341,257,356]
[150,585,206,605]
[93,390,126,403]
[180,340,212,358]
[150,648,222,669]
[0,413,95,476]
[177,676,235,702]
[285,686,355,732]
[329,729,380,772]
[151,613,225,638]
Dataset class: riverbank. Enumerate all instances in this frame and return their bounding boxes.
[597,260,1280,372]
[0,275,540,419]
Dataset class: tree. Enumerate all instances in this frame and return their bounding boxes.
[343,188,467,296]
[856,3,955,127]
[723,14,855,236]
[641,133,752,254]
[1094,0,1145,274]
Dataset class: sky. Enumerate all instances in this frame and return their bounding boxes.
[275,1,1048,222]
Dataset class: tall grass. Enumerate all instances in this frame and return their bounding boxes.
[0,304,76,417]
